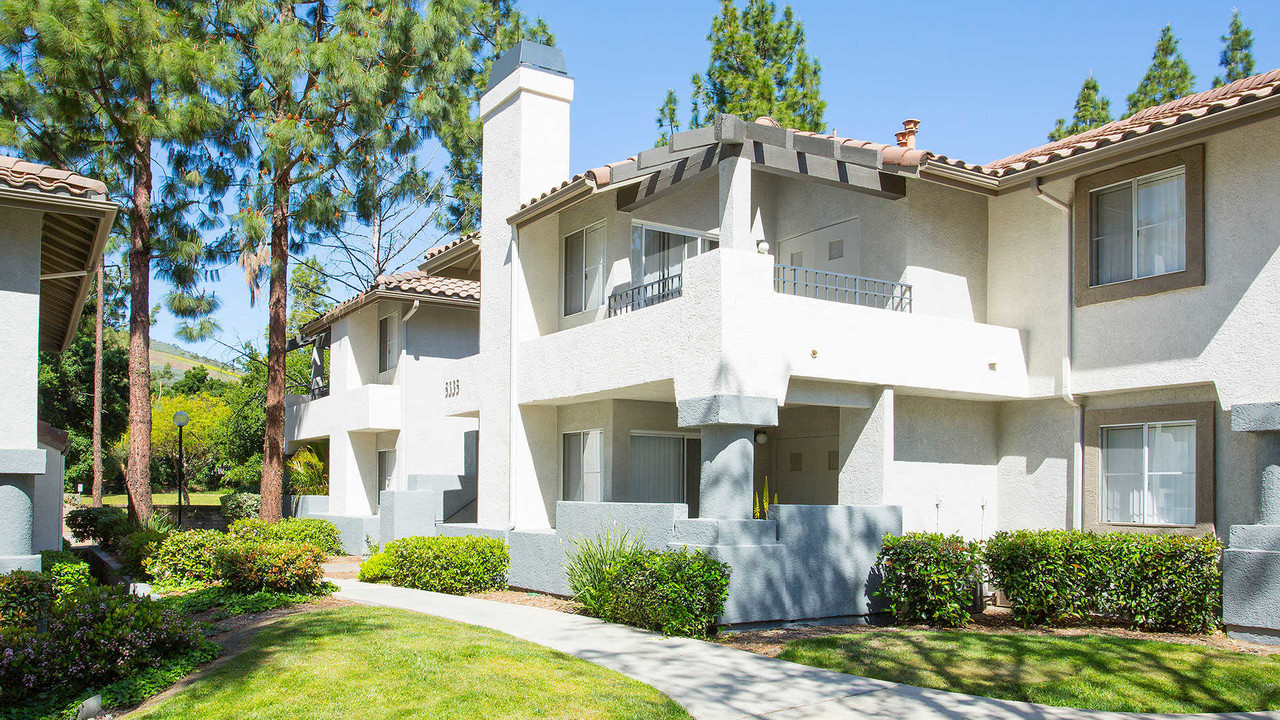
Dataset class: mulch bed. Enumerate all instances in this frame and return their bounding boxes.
[469,589,583,614]
[718,606,1280,658]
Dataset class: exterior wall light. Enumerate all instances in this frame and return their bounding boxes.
[755,430,768,445]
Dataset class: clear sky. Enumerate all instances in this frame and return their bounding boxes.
[153,0,1280,361]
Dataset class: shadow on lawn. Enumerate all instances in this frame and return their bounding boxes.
[781,631,1280,714]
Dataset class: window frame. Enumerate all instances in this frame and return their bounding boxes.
[629,221,718,289]
[377,448,397,494]
[1073,144,1205,306]
[627,431,699,505]
[562,428,604,502]
[1088,166,1187,287]
[562,220,607,317]
[377,313,398,374]
[1099,419,1196,527]
[1083,401,1215,535]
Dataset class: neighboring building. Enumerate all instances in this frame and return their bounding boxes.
[0,156,115,572]
[287,43,1280,638]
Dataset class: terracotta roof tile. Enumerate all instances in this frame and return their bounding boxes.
[0,155,108,197]
[424,231,480,260]
[371,270,480,300]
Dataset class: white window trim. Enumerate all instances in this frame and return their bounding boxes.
[1089,165,1187,288]
[562,220,607,318]
[1100,419,1196,527]
[562,428,604,502]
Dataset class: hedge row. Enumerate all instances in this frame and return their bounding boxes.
[875,530,1222,633]
[361,536,508,595]
[143,518,340,593]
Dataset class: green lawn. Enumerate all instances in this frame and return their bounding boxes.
[97,492,230,507]
[132,606,690,720]
[777,630,1280,713]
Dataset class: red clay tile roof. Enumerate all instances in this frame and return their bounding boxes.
[0,155,108,197]
[372,270,480,300]
[424,231,480,260]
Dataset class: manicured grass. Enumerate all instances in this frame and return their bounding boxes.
[96,491,230,507]
[132,606,690,720]
[777,630,1280,713]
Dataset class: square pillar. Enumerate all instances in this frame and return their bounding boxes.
[699,425,755,520]
[0,473,39,572]
[1225,403,1280,645]
[838,387,894,505]
[717,147,752,251]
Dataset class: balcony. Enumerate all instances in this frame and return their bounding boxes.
[773,264,912,312]
[607,274,683,317]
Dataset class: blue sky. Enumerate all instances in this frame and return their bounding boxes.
[153,0,1280,361]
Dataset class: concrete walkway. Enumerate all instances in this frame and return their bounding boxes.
[330,579,1279,720]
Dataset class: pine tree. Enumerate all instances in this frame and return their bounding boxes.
[1126,25,1196,117]
[1215,10,1255,87]
[675,0,825,133]
[1049,75,1113,141]
[224,0,486,521]
[0,0,234,520]
[655,89,680,146]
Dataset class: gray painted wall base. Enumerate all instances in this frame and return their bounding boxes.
[435,501,901,625]
[0,553,40,573]
[1224,524,1280,645]
[310,513,379,555]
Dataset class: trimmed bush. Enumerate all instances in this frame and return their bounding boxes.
[216,539,326,593]
[0,583,211,707]
[119,528,169,577]
[147,530,233,585]
[381,536,509,595]
[358,552,394,583]
[230,517,342,555]
[65,505,130,547]
[40,551,94,598]
[875,532,982,628]
[605,549,731,638]
[220,491,261,523]
[0,571,56,628]
[564,530,645,618]
[984,530,1222,632]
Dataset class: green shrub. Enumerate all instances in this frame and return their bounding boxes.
[65,505,130,547]
[286,447,328,495]
[0,583,211,707]
[381,535,509,595]
[564,529,645,618]
[223,454,263,492]
[874,532,982,628]
[146,530,232,584]
[119,528,170,577]
[984,530,1223,632]
[604,549,731,638]
[230,517,342,555]
[358,552,394,583]
[0,571,55,627]
[220,491,261,522]
[217,539,326,593]
[40,551,94,598]
[158,584,335,619]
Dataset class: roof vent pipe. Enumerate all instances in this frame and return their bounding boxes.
[896,119,920,149]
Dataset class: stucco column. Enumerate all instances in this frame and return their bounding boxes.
[699,425,755,519]
[717,147,752,250]
[0,474,39,572]
[1259,436,1280,525]
[838,387,894,506]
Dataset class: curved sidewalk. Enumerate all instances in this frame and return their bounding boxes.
[330,579,1279,720]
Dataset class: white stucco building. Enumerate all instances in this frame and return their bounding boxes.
[288,44,1280,634]
[0,156,115,572]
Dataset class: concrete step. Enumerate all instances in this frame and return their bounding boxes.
[673,518,778,546]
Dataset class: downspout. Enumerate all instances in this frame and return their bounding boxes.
[508,225,521,532]
[401,299,420,324]
[1033,176,1085,530]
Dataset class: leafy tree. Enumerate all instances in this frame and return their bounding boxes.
[288,257,333,333]
[1215,10,1255,87]
[660,0,825,141]
[0,0,234,519]
[138,392,230,499]
[39,326,130,494]
[1126,25,1195,116]
[171,365,232,396]
[655,88,680,147]
[1049,75,1113,141]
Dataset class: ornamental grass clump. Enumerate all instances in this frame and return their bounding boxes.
[564,529,645,617]
[874,532,982,628]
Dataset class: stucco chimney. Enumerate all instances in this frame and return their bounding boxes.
[895,119,920,149]
[478,41,573,226]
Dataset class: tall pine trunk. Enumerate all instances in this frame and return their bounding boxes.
[259,172,289,523]
[126,133,154,520]
[92,256,104,508]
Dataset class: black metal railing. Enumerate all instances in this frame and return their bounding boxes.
[607,273,683,317]
[773,264,912,312]
[310,382,330,399]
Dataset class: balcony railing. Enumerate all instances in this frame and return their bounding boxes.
[309,382,330,399]
[773,265,912,312]
[607,273,683,317]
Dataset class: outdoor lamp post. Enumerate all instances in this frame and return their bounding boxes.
[173,411,189,527]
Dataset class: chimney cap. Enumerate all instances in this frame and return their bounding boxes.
[486,40,568,91]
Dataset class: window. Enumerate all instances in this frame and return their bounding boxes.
[563,429,603,502]
[1101,421,1195,526]
[789,452,803,472]
[1090,167,1186,286]
[628,434,689,503]
[630,223,718,289]
[377,449,397,493]
[827,450,839,471]
[789,250,803,267]
[1073,145,1204,306]
[564,222,606,316]
[827,239,844,261]
[378,314,398,373]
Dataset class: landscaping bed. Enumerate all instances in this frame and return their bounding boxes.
[127,605,691,720]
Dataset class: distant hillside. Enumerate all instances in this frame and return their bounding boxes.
[149,340,242,385]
